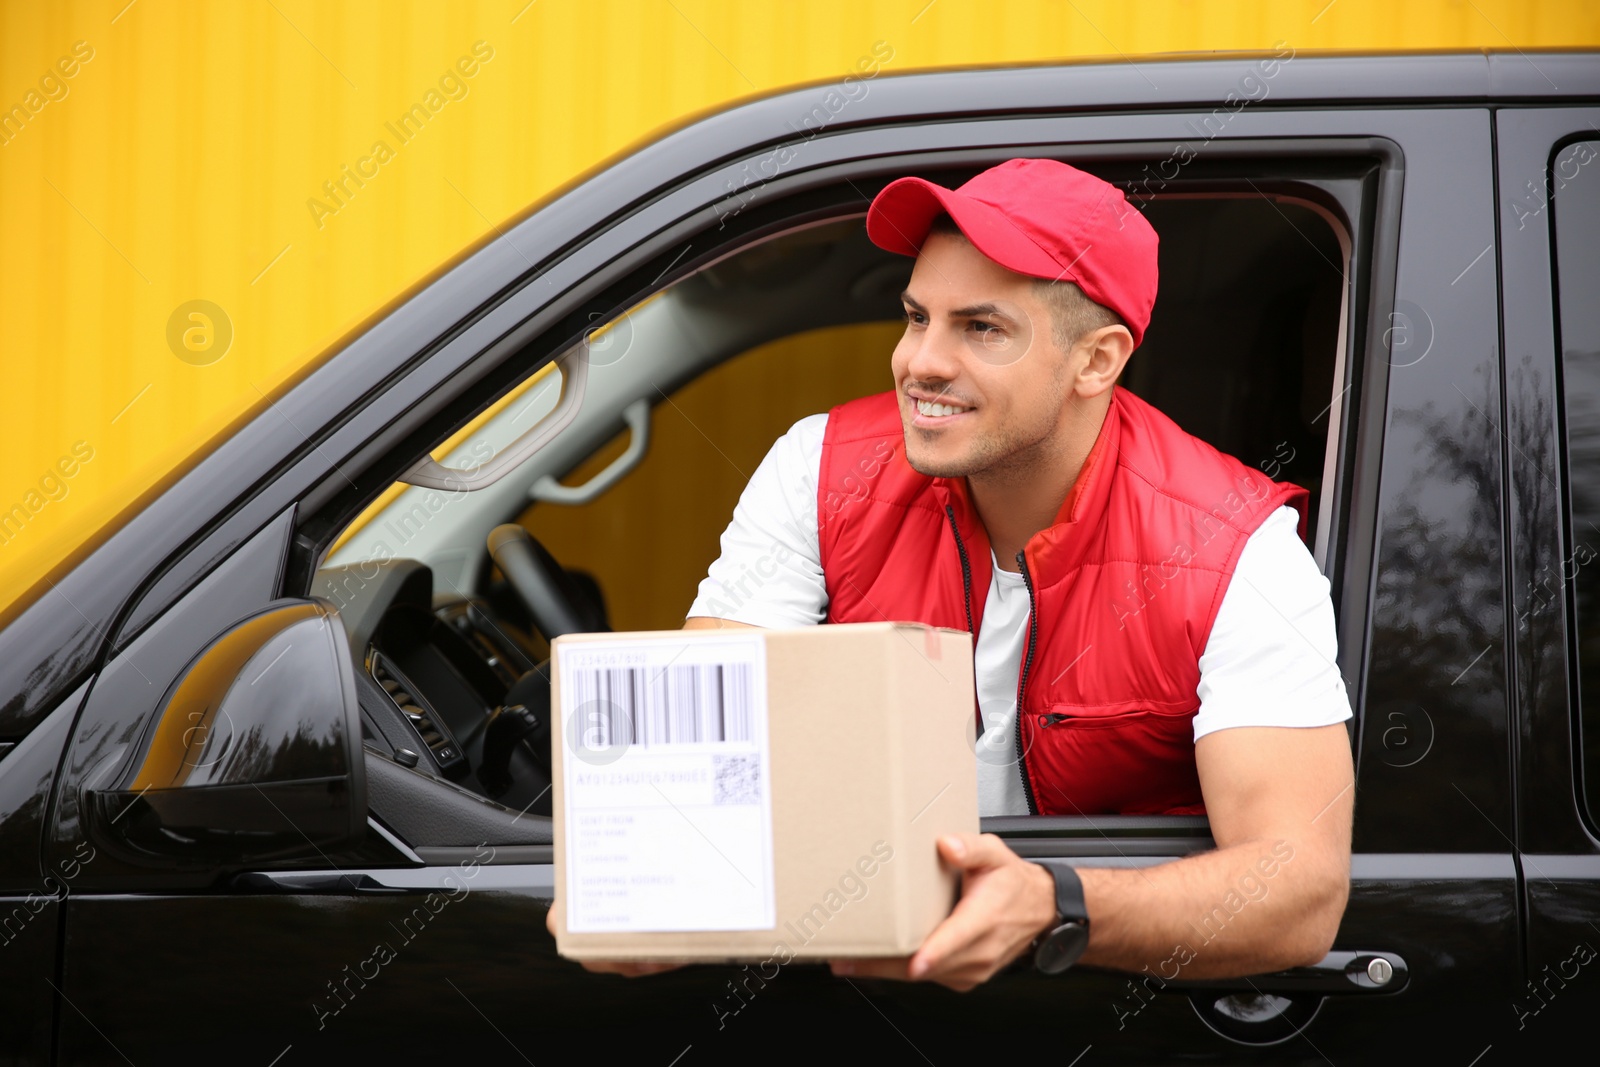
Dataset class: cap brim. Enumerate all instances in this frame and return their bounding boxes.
[865,177,1069,281]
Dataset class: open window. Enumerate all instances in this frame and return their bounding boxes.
[519,193,1353,636]
[303,147,1373,859]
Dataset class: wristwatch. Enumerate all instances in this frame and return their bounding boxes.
[1031,861,1091,975]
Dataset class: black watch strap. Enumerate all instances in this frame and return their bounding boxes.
[1031,861,1091,975]
[1037,861,1089,923]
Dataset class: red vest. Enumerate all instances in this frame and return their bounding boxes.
[817,389,1307,815]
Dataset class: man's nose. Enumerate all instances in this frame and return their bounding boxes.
[901,322,964,385]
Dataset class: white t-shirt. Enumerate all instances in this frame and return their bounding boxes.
[687,413,1353,816]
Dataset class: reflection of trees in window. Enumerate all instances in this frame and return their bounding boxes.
[1507,356,1563,751]
[1360,361,1516,854]
[1368,363,1505,721]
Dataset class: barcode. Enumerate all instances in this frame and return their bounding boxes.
[569,663,755,748]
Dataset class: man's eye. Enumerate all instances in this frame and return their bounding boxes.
[903,310,926,325]
[971,321,1000,334]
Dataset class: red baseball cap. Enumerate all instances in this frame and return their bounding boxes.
[865,158,1159,347]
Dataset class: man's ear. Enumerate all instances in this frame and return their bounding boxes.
[1073,324,1135,399]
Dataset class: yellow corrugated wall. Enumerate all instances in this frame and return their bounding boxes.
[1,0,1596,616]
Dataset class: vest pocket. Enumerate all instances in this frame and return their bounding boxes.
[1035,706,1194,730]
[1027,705,1203,815]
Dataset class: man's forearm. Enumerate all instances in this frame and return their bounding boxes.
[1075,834,1347,980]
[683,616,760,630]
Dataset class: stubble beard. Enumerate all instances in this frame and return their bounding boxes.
[903,408,1062,482]
[903,368,1072,483]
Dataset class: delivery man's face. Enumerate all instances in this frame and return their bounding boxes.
[892,231,1081,479]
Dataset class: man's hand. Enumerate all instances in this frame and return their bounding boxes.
[544,901,682,977]
[829,833,1057,992]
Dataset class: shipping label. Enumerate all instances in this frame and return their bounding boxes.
[559,635,776,932]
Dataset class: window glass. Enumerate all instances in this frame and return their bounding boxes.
[322,188,1352,641]
[1551,139,1600,828]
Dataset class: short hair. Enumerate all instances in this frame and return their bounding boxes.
[925,214,1123,349]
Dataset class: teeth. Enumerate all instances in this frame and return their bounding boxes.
[916,399,967,417]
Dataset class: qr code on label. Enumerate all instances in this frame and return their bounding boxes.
[713,754,761,805]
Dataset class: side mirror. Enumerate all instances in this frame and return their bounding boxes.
[85,599,367,866]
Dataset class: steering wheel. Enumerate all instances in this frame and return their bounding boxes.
[479,524,605,800]
[486,524,593,643]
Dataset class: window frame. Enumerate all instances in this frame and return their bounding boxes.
[1496,106,1600,862]
[1550,132,1600,839]
[288,124,1399,851]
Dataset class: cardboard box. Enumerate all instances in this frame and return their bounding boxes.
[551,621,977,962]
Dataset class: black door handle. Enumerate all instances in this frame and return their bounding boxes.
[1165,950,1407,995]
[1162,951,1406,1045]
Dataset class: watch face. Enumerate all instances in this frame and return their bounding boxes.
[1035,921,1091,975]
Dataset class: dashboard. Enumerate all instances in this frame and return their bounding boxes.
[314,558,554,818]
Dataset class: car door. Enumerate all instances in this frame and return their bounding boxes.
[1498,102,1600,1052]
[823,109,1525,1063]
[40,55,1560,1064]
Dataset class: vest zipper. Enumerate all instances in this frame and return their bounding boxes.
[944,505,981,737]
[944,505,975,636]
[1014,550,1040,816]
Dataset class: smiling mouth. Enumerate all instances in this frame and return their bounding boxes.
[913,397,973,418]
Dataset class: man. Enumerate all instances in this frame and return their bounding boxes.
[598,158,1354,990]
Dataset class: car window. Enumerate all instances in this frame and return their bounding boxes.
[1551,138,1600,832]
[319,181,1357,652]
[528,196,1351,632]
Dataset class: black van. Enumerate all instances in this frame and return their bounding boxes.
[2,50,1598,1063]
